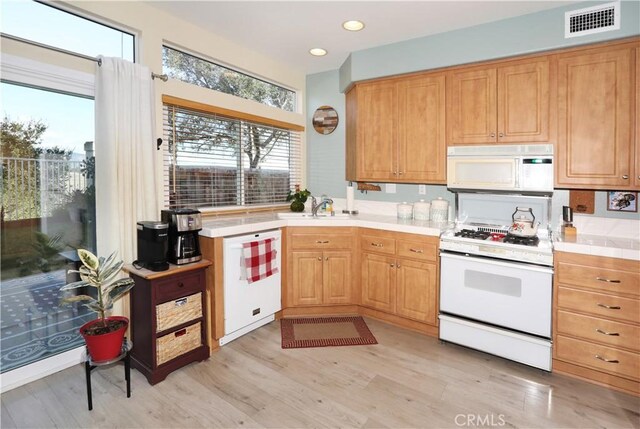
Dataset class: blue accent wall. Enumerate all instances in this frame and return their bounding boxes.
[308,1,640,221]
[339,1,640,90]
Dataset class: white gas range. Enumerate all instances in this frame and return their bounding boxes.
[438,192,554,371]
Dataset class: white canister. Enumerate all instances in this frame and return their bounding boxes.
[413,199,430,221]
[397,202,413,220]
[430,197,449,222]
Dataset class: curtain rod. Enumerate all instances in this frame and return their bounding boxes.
[1,32,169,82]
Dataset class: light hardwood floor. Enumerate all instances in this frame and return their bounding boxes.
[2,318,639,428]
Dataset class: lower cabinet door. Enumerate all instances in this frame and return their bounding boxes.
[292,251,324,306]
[361,252,396,313]
[396,259,437,324]
[323,251,352,304]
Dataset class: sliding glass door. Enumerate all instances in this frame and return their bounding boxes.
[0,82,95,373]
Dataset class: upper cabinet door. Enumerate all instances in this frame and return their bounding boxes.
[556,48,632,188]
[397,74,446,183]
[497,59,551,143]
[357,81,398,181]
[447,67,497,144]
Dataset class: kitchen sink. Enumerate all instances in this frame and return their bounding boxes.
[277,212,351,220]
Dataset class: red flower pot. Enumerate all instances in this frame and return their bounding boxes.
[80,316,129,361]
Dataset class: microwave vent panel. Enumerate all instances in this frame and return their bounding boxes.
[565,1,620,38]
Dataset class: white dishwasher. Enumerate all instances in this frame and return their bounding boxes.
[220,229,281,345]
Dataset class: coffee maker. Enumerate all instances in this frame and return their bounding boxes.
[161,209,202,265]
[136,221,169,271]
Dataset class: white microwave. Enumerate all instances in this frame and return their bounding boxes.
[447,144,553,194]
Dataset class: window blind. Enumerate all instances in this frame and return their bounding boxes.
[163,104,302,210]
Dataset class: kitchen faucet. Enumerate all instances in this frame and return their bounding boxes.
[310,196,334,217]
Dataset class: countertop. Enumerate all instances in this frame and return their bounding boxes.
[124,259,212,280]
[553,233,640,261]
[199,212,452,238]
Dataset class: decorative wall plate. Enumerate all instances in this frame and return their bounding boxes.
[312,105,339,135]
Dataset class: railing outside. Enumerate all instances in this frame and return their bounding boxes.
[1,157,88,221]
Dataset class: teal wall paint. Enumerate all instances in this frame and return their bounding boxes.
[310,1,640,220]
[339,1,640,90]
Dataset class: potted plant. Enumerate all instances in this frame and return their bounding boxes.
[61,249,134,361]
[286,185,311,212]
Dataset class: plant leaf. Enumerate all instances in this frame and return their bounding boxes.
[106,279,134,302]
[61,294,94,304]
[60,280,91,291]
[78,249,99,270]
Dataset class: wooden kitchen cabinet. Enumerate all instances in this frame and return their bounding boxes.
[286,227,355,308]
[396,258,438,325]
[125,260,211,385]
[553,252,640,395]
[447,57,552,145]
[346,73,446,184]
[291,250,352,306]
[360,229,440,326]
[361,252,397,313]
[635,47,640,189]
[556,44,635,189]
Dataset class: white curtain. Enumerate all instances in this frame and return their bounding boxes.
[94,56,160,274]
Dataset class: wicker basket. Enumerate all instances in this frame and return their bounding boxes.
[156,292,202,333]
[156,322,201,365]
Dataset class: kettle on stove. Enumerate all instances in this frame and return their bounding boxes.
[508,207,539,237]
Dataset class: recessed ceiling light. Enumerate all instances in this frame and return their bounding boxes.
[342,20,365,31]
[309,48,327,56]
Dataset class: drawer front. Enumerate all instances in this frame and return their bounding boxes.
[557,261,640,297]
[557,287,640,324]
[156,292,203,333]
[156,322,201,365]
[290,233,353,250]
[360,235,396,256]
[557,310,640,352]
[556,335,639,380]
[396,240,438,262]
[155,272,202,303]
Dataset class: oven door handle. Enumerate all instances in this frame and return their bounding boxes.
[439,252,554,274]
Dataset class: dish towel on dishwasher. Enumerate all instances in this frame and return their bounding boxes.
[242,238,278,284]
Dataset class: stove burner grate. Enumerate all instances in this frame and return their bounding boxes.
[503,234,540,247]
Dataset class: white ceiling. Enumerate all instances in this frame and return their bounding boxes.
[150,1,578,75]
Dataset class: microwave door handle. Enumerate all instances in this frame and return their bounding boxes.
[514,159,520,189]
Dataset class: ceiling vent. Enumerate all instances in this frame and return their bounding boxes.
[565,1,620,38]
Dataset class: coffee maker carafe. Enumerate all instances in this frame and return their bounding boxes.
[161,209,202,265]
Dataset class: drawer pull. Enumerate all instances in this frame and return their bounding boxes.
[595,328,620,336]
[597,303,621,310]
[596,277,621,283]
[409,248,423,253]
[594,354,619,364]
[371,242,384,247]
[178,282,184,288]
[315,240,329,244]
[174,328,187,337]
[174,298,187,307]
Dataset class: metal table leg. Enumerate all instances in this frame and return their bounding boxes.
[85,360,93,411]
[124,351,131,398]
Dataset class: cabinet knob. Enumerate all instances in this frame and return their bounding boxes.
[398,171,404,175]
[317,257,322,261]
[622,175,629,180]
[498,132,504,137]
[325,257,329,261]
[396,264,401,269]
[490,133,496,138]
[178,282,184,288]
[597,303,621,310]
[390,263,395,268]
[595,328,620,336]
[393,171,398,175]
[594,354,619,364]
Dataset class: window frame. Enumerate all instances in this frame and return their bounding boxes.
[162,95,304,213]
[162,44,298,113]
[0,0,138,63]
